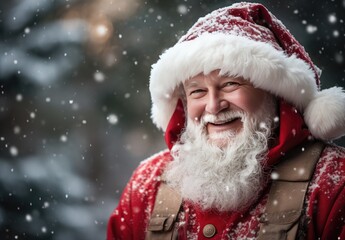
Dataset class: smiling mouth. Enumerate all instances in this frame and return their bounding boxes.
[208,117,242,126]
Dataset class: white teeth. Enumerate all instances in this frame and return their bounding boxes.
[212,118,238,124]
[202,112,244,125]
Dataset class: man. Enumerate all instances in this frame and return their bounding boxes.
[107,2,345,239]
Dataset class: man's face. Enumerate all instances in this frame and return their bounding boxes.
[183,70,273,146]
[167,73,277,211]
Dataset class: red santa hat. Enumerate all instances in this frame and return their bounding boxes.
[149,2,345,145]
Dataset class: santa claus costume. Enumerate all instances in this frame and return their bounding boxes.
[107,2,345,239]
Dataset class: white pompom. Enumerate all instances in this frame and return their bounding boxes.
[304,87,345,140]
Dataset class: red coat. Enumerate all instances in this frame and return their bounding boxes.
[107,102,345,239]
[107,144,345,239]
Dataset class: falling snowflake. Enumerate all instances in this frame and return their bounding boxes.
[25,214,33,222]
[107,114,118,125]
[60,135,68,142]
[298,168,305,175]
[328,14,337,24]
[94,71,105,83]
[14,126,21,134]
[16,94,23,102]
[271,172,279,180]
[333,30,339,37]
[335,52,344,64]
[177,4,188,15]
[292,129,297,136]
[306,25,317,34]
[9,146,18,156]
[259,122,267,129]
[42,201,50,208]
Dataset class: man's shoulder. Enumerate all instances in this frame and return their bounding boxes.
[131,149,172,182]
[321,144,345,161]
[140,149,172,166]
[138,149,172,172]
[310,143,345,190]
[318,144,345,170]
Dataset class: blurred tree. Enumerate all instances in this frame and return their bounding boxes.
[0,0,109,239]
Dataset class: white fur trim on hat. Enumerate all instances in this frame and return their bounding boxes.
[149,33,345,140]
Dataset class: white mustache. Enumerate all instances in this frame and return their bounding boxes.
[201,111,245,125]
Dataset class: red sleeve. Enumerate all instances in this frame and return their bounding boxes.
[106,150,171,240]
[321,180,345,239]
[306,145,345,239]
[107,178,135,240]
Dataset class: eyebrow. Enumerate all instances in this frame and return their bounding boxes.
[184,80,200,89]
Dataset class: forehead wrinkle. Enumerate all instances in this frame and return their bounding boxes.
[184,71,221,88]
[184,80,200,89]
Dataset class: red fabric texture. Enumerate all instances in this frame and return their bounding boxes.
[107,151,172,240]
[181,2,320,85]
[164,99,185,150]
[267,100,311,165]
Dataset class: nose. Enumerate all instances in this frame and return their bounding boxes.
[205,92,229,114]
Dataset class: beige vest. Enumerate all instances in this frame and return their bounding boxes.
[146,141,324,240]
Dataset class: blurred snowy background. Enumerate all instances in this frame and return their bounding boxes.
[0,0,344,239]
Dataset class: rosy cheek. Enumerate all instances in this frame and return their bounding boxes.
[234,90,264,113]
[187,102,203,122]
[247,96,262,111]
[247,93,267,111]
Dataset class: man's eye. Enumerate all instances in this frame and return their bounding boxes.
[223,82,239,87]
[190,89,205,95]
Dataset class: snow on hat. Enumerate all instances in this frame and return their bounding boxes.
[149,2,345,142]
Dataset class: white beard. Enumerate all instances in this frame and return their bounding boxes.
[164,97,277,212]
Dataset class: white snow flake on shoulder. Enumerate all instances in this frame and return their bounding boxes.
[139,148,170,165]
[307,145,345,193]
[132,149,170,193]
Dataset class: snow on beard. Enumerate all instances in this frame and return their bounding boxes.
[165,95,277,212]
